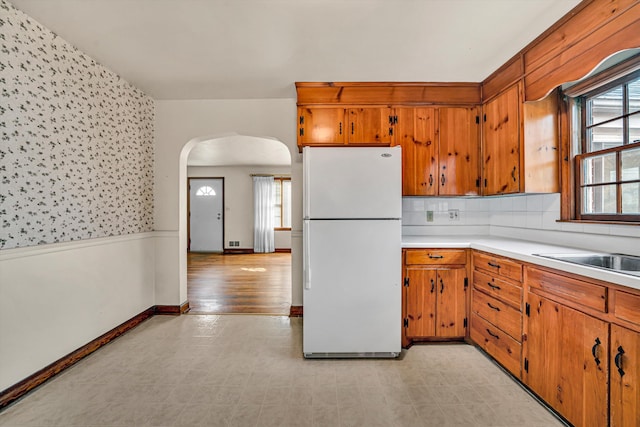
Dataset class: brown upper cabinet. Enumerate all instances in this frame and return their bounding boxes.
[298,107,345,145]
[481,82,559,196]
[347,107,393,145]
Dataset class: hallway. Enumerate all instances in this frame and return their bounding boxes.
[187,253,292,315]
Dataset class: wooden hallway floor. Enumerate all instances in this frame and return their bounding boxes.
[187,252,292,315]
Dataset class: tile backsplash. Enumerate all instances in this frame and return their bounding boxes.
[402,194,640,240]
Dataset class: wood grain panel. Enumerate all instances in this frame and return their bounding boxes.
[610,324,640,427]
[524,5,640,101]
[523,90,559,193]
[298,107,345,145]
[472,251,523,283]
[0,307,155,410]
[347,107,392,144]
[405,268,437,338]
[472,290,522,341]
[526,266,607,313]
[523,0,638,74]
[295,82,481,105]
[473,269,522,310]
[438,107,480,196]
[405,248,467,266]
[482,83,521,195]
[482,56,524,102]
[436,268,467,338]
[470,313,522,378]
[613,290,640,327]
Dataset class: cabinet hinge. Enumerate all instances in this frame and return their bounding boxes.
[484,179,487,188]
[389,127,394,136]
[403,318,409,328]
[299,128,304,136]
[464,277,468,290]
[388,115,394,125]
[524,358,529,373]
[394,115,398,124]
[299,116,304,125]
[404,277,409,287]
[525,302,530,317]
[475,178,480,188]
[483,113,486,122]
[463,317,468,328]
[475,115,479,124]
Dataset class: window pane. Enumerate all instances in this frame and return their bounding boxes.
[588,87,623,126]
[588,119,624,151]
[583,185,617,214]
[583,153,617,184]
[621,147,640,182]
[282,180,291,228]
[622,182,640,213]
[630,112,640,144]
[630,77,640,114]
[273,181,282,227]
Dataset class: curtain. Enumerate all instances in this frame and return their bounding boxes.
[253,176,275,253]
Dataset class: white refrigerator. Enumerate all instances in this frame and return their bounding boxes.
[303,146,402,358]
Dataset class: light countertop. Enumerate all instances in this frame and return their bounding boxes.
[402,235,640,291]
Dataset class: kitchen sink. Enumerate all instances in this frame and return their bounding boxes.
[534,253,640,277]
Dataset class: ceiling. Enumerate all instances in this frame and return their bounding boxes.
[187,135,291,166]
[10,0,582,100]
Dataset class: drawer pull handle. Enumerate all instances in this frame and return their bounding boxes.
[488,262,501,269]
[486,329,500,339]
[428,254,444,259]
[614,346,625,377]
[430,278,435,294]
[591,337,601,366]
[487,302,500,311]
[440,278,444,294]
[488,282,501,290]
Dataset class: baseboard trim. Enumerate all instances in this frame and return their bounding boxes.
[155,301,189,315]
[289,305,303,317]
[0,306,156,410]
[223,248,254,254]
[274,248,292,253]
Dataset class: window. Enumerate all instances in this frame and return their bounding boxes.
[273,178,291,229]
[575,70,640,221]
[195,186,216,196]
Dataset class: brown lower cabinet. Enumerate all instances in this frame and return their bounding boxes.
[610,325,640,427]
[524,292,608,427]
[402,249,468,347]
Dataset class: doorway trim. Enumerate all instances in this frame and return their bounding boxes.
[187,177,225,252]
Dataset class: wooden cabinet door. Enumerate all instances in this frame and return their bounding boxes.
[436,267,467,337]
[404,267,437,338]
[524,293,608,427]
[610,325,640,427]
[298,107,345,145]
[439,107,480,196]
[483,84,521,195]
[347,107,393,144]
[396,107,437,196]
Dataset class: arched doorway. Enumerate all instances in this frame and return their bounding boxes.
[178,133,293,314]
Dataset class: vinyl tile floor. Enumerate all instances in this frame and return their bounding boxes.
[0,315,565,427]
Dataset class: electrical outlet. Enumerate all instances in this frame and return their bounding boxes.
[448,209,459,221]
[426,211,434,222]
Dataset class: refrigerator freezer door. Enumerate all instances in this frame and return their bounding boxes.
[303,146,401,219]
[303,219,401,356]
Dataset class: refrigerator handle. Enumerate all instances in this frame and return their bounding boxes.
[304,223,311,290]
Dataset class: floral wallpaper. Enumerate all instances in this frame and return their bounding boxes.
[0,0,154,249]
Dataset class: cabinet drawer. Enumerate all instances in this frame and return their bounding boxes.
[526,267,607,313]
[613,290,640,327]
[405,249,466,265]
[470,313,521,378]
[473,270,522,309]
[473,251,522,282]
[472,290,522,341]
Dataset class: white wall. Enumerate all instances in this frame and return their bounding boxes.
[154,99,302,306]
[188,166,292,250]
[0,234,156,391]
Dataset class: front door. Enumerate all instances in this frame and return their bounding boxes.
[189,178,224,252]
